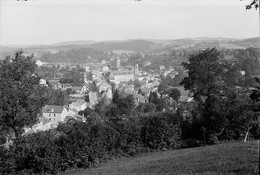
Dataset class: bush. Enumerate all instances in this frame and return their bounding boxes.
[140,112,181,150]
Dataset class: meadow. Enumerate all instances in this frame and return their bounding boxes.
[65,141,259,175]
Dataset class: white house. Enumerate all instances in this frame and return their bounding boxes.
[39,79,48,86]
[69,99,87,111]
[113,71,135,82]
[36,60,44,66]
[42,105,68,125]
[89,91,98,107]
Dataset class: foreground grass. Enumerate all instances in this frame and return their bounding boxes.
[65,141,259,175]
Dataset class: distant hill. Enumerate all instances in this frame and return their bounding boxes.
[52,40,96,46]
[1,37,259,62]
[88,39,160,52]
[230,37,260,48]
[38,47,109,64]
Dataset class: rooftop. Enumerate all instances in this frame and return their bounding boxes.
[42,105,65,114]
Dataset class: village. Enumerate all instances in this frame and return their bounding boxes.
[24,56,191,134]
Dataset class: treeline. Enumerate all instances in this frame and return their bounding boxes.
[39,48,110,64]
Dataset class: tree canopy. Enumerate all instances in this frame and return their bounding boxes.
[181,48,233,104]
[0,50,48,137]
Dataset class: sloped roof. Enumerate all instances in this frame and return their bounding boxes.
[88,82,96,92]
[133,93,145,100]
[42,105,65,114]
[97,81,111,89]
[71,86,82,91]
[140,87,152,94]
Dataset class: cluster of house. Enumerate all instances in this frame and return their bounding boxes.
[26,57,192,134]
[24,100,88,134]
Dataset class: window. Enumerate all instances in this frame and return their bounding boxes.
[54,114,56,117]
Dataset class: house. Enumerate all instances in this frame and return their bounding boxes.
[89,91,98,107]
[71,85,87,94]
[146,80,160,90]
[97,81,111,93]
[118,84,135,95]
[39,79,48,86]
[69,93,86,102]
[141,77,149,85]
[160,65,165,70]
[36,60,44,66]
[97,81,112,99]
[132,93,146,105]
[113,70,135,82]
[60,83,72,90]
[140,87,152,96]
[42,105,68,125]
[69,99,87,112]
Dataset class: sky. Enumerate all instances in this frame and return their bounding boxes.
[0,0,259,45]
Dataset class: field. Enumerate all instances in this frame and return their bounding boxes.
[64,141,259,175]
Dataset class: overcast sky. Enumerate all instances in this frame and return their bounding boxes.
[0,0,259,45]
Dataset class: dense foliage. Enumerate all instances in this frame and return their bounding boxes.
[0,50,48,137]
[180,48,259,143]
[59,67,85,86]
[0,111,181,174]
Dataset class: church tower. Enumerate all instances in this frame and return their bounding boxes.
[116,57,121,68]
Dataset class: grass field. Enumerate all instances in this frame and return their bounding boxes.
[64,141,259,175]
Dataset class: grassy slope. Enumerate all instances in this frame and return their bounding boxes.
[65,141,259,175]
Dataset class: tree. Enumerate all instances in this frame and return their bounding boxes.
[133,79,142,90]
[0,50,48,137]
[169,88,181,102]
[47,88,69,106]
[59,67,84,86]
[250,77,260,102]
[148,91,160,105]
[243,0,259,10]
[136,103,156,114]
[180,48,235,143]
[112,89,121,104]
[78,107,95,117]
[157,82,170,98]
[181,48,232,104]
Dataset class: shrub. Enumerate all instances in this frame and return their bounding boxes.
[140,112,181,150]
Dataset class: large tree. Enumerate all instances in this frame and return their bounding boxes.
[181,48,232,104]
[180,48,236,142]
[0,50,48,137]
